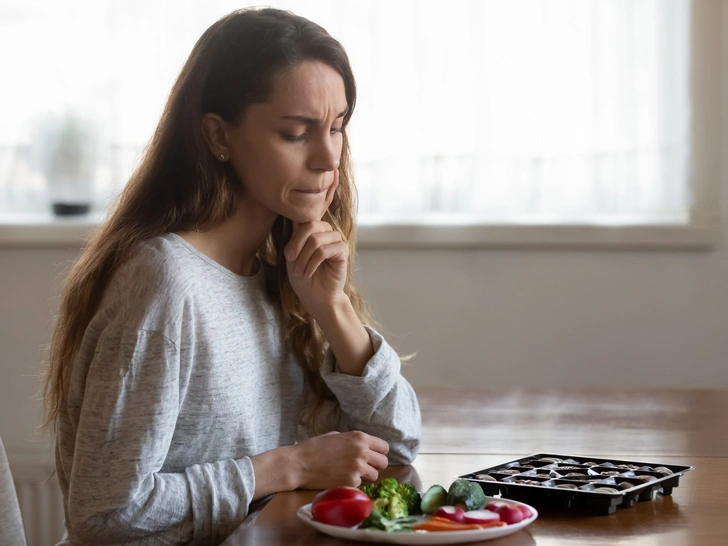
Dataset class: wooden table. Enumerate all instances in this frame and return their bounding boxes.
[223,389,728,545]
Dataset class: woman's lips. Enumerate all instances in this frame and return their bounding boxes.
[295,188,327,194]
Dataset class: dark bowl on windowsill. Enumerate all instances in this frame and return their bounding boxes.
[52,202,91,216]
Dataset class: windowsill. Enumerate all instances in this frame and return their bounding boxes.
[357,222,722,249]
[0,211,721,250]
[0,211,107,247]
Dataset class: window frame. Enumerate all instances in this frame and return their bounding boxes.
[0,0,723,250]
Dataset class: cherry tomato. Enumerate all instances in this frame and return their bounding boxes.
[311,487,374,527]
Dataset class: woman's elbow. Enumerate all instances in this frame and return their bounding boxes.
[388,437,421,465]
[67,506,127,544]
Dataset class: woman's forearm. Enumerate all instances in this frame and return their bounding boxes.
[313,294,374,376]
[250,445,298,500]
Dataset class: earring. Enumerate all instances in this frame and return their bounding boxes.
[220,154,225,160]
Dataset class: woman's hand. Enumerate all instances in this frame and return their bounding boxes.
[290,431,390,489]
[250,431,389,500]
[283,169,374,375]
[284,171,348,317]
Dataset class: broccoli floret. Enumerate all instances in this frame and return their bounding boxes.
[377,478,400,499]
[360,499,388,530]
[359,479,420,528]
[397,483,422,515]
[359,483,380,500]
[446,478,487,511]
[360,510,419,533]
[373,497,389,511]
[387,495,408,519]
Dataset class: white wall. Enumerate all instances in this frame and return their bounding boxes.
[1,0,726,466]
[0,247,72,461]
[357,240,728,389]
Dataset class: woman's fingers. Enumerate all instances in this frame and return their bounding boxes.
[367,450,390,472]
[363,434,390,457]
[285,221,349,278]
[360,464,380,484]
[284,221,332,263]
[292,430,390,490]
[346,431,390,479]
[291,231,345,277]
[301,240,349,278]
[283,168,341,278]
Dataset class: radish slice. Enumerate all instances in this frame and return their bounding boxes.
[485,501,507,512]
[497,505,524,525]
[433,505,465,522]
[517,505,533,519]
[462,509,501,525]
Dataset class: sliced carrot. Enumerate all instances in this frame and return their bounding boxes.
[412,517,508,532]
[432,516,507,528]
[413,521,483,532]
[475,521,508,528]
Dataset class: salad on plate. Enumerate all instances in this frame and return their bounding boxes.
[297,477,538,544]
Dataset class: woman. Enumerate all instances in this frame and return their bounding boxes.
[44,8,421,545]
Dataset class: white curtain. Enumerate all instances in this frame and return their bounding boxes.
[0,0,690,224]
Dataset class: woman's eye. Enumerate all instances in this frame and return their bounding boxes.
[281,133,306,142]
[330,127,343,135]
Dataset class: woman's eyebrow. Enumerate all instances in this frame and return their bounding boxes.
[280,108,349,125]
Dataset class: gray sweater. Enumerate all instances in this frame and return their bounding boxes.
[56,233,421,545]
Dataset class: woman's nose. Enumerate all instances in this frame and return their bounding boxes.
[309,134,340,172]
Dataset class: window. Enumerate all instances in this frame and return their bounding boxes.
[0,0,722,247]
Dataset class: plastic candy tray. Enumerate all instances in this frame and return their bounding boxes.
[459,453,693,515]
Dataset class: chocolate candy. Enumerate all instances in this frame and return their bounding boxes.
[592,487,620,494]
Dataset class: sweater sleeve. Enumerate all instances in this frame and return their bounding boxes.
[63,326,254,545]
[318,327,422,465]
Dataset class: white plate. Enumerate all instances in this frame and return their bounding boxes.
[296,498,538,545]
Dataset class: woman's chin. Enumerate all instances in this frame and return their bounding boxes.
[282,206,327,225]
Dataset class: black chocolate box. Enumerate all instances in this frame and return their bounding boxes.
[460,453,693,515]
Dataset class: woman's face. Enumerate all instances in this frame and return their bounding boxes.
[225,61,348,224]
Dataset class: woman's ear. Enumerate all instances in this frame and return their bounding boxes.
[201,113,230,162]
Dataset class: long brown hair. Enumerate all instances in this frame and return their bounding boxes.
[44,7,372,436]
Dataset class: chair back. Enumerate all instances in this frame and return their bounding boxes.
[0,435,27,546]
